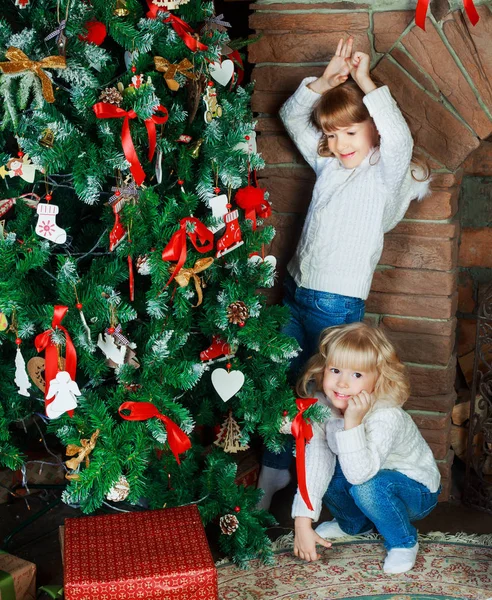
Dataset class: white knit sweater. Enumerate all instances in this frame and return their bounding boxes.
[291,392,441,521]
[279,78,431,300]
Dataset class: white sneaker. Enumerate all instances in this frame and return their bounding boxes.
[383,543,419,574]
[315,519,374,540]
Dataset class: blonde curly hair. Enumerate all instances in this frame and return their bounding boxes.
[296,322,410,408]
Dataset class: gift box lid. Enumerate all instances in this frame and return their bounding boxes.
[64,504,217,597]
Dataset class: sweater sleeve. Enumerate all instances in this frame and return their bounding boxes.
[363,86,414,202]
[279,77,323,171]
[291,420,335,521]
[335,409,402,485]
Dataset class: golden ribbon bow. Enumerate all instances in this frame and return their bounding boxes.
[0,47,66,103]
[65,429,100,479]
[173,257,213,306]
[154,56,197,91]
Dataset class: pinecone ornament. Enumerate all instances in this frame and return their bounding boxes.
[219,513,239,535]
[227,301,249,325]
[99,87,123,106]
[106,475,130,502]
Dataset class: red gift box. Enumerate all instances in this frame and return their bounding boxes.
[64,504,218,600]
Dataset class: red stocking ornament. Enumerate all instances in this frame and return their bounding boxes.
[216,208,243,258]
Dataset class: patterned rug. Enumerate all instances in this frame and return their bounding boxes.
[217,533,492,599]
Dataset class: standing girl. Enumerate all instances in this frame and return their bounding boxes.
[257,37,431,510]
[293,322,441,574]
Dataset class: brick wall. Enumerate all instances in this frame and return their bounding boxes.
[249,2,492,500]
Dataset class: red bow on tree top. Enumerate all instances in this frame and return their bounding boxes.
[118,401,191,464]
[291,398,318,511]
[93,103,168,186]
[415,0,479,29]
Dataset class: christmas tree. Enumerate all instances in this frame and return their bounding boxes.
[0,0,331,566]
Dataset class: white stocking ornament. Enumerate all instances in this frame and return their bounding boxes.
[46,371,81,419]
[207,194,229,233]
[36,203,67,244]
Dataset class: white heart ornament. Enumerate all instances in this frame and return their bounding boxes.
[209,60,234,87]
[249,254,277,269]
[211,368,245,402]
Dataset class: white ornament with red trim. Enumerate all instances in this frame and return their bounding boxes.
[46,371,81,419]
[211,367,245,402]
[35,203,67,244]
[207,194,229,234]
[235,132,257,155]
[15,0,30,9]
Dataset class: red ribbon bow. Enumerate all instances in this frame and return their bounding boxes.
[234,171,270,230]
[146,1,208,53]
[415,0,479,29]
[93,102,168,186]
[35,305,77,417]
[118,401,191,464]
[229,50,244,87]
[291,398,317,511]
[162,217,214,285]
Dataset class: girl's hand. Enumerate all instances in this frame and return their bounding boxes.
[344,390,373,430]
[349,52,377,94]
[308,37,353,95]
[294,517,332,561]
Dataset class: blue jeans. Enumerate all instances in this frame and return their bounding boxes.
[262,274,365,470]
[323,461,440,549]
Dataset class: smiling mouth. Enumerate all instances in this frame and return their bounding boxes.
[340,152,355,158]
[334,392,351,399]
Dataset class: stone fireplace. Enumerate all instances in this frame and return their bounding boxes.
[248,2,492,500]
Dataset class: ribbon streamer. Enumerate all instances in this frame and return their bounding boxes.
[0,47,66,103]
[0,193,40,218]
[229,50,244,86]
[93,103,168,186]
[174,257,214,306]
[145,3,208,52]
[44,19,66,41]
[118,401,191,464]
[162,217,214,285]
[205,14,231,29]
[34,305,77,417]
[154,56,197,90]
[415,0,479,29]
[105,323,131,347]
[291,398,317,511]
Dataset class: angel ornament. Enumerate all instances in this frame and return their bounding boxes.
[46,371,81,419]
[97,332,126,366]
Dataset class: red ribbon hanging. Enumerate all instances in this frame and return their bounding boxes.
[291,398,317,511]
[145,1,208,53]
[34,305,77,417]
[93,103,168,186]
[228,50,244,87]
[118,401,191,464]
[415,0,479,29]
[234,170,270,230]
[162,217,214,285]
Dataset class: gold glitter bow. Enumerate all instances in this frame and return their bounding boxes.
[65,429,100,479]
[173,257,213,306]
[154,56,196,91]
[0,47,66,103]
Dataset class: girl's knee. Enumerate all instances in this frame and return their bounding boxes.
[349,474,392,510]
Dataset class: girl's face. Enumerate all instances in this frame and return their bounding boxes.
[324,119,377,169]
[322,363,378,414]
